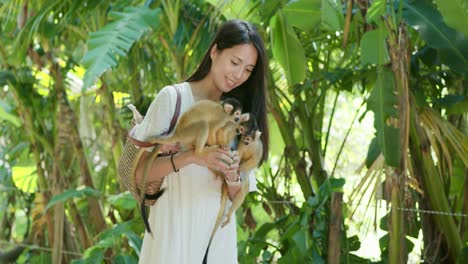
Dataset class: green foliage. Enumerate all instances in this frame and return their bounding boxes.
[205,0,260,23]
[72,219,142,264]
[367,68,400,167]
[282,0,321,31]
[44,187,101,213]
[81,6,162,90]
[12,165,37,193]
[240,178,348,263]
[433,94,468,115]
[1,0,467,262]
[17,251,52,264]
[403,0,468,74]
[366,0,388,23]
[0,98,21,127]
[433,0,468,38]
[321,0,344,31]
[108,191,138,211]
[270,11,306,86]
[366,137,381,168]
[360,27,390,65]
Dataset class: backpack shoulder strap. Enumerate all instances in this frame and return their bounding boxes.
[167,84,181,134]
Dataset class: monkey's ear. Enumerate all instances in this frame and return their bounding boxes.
[240,113,250,122]
[255,131,262,140]
[224,103,234,114]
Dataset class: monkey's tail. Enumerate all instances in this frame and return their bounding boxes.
[145,134,176,146]
[202,183,228,263]
[141,188,165,234]
[139,144,164,235]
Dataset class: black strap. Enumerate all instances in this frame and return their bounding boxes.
[143,84,181,200]
[165,85,182,135]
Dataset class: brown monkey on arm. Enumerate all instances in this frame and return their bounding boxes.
[222,117,263,227]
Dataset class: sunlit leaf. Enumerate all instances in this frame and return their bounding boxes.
[267,114,285,157]
[44,187,101,212]
[12,166,37,193]
[360,26,390,65]
[366,0,387,23]
[283,0,321,31]
[321,0,344,32]
[205,0,260,23]
[433,0,468,38]
[81,7,161,90]
[270,12,306,86]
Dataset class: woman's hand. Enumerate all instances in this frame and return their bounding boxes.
[220,150,240,182]
[190,146,236,172]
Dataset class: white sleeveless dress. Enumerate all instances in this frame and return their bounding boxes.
[132,82,257,264]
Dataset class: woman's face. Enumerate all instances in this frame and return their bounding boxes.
[210,43,258,93]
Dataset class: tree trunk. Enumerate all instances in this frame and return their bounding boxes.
[386,21,411,264]
[50,62,107,236]
[327,192,343,264]
[388,169,406,264]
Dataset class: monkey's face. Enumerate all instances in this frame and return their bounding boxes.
[233,110,242,123]
[239,118,257,145]
[236,116,253,134]
[223,97,242,110]
[236,122,248,135]
[240,134,253,145]
[223,98,245,123]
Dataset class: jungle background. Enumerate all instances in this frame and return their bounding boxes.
[0,0,467,263]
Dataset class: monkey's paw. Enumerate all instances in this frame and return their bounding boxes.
[159,143,181,154]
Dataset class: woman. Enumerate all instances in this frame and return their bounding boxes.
[132,19,269,263]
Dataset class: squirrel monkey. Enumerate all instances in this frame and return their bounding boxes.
[139,97,244,234]
[204,113,254,261]
[208,113,251,150]
[145,98,246,153]
[221,118,263,227]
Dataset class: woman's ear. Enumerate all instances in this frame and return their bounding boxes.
[210,44,218,60]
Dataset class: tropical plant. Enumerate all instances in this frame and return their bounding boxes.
[0,0,466,263]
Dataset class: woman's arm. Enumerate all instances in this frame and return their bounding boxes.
[134,146,236,186]
[134,149,192,185]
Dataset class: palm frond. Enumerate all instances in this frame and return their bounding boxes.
[80,6,161,90]
[420,109,468,168]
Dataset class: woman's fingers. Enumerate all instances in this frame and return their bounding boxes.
[220,167,239,182]
[204,146,234,165]
[192,146,242,171]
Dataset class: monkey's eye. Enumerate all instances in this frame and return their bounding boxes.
[239,127,244,133]
[235,111,240,116]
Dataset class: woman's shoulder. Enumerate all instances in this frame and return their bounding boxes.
[158,82,191,99]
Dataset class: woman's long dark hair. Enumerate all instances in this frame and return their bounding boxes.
[186,19,269,164]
